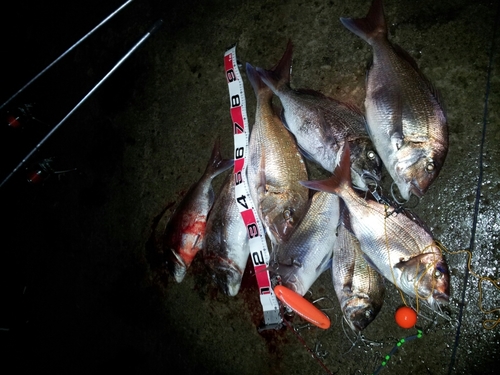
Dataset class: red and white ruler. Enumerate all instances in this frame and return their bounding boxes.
[224,45,282,328]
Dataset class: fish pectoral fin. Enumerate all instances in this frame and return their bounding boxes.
[390,132,404,151]
[403,132,429,143]
[296,140,316,161]
[394,146,426,172]
[394,252,439,270]
[273,263,297,281]
[265,184,285,195]
[255,169,267,196]
[192,234,202,249]
[316,250,333,274]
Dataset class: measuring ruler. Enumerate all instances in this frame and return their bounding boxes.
[223,45,282,329]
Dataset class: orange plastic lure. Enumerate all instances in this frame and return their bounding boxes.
[274,285,331,329]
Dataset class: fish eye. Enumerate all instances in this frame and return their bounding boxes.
[425,161,435,173]
[365,309,373,318]
[367,150,377,160]
[434,270,442,279]
[283,209,293,222]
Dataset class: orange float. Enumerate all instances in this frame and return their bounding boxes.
[394,306,418,328]
[274,285,330,329]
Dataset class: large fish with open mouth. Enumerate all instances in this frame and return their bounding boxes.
[203,172,250,297]
[301,145,450,308]
[332,204,385,332]
[256,40,382,191]
[271,191,339,296]
[163,139,233,283]
[340,0,448,200]
[246,61,309,245]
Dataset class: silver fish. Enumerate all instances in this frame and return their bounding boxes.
[203,173,250,297]
[341,0,448,200]
[163,138,233,283]
[332,204,385,332]
[301,145,450,308]
[271,191,339,296]
[256,40,382,191]
[246,62,309,245]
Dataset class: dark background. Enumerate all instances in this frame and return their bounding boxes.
[0,1,179,373]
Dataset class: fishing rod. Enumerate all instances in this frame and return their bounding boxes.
[448,2,500,374]
[0,19,164,189]
[0,0,134,111]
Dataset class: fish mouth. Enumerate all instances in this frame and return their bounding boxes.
[432,291,450,303]
[268,218,295,244]
[207,256,244,297]
[214,267,243,296]
[390,181,412,202]
[409,181,425,198]
[361,170,381,186]
[167,249,187,283]
[280,274,306,296]
[344,297,378,332]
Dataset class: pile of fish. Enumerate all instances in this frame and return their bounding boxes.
[159,0,450,333]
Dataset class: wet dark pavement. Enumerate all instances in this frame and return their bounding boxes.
[1,0,499,374]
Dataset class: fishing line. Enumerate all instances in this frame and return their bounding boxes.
[382,204,410,309]
[0,19,164,189]
[372,329,423,375]
[282,318,336,375]
[0,0,135,111]
[448,2,500,373]
[438,243,500,330]
[382,203,447,324]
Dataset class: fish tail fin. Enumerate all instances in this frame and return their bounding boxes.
[205,137,234,178]
[340,0,387,45]
[300,144,352,194]
[256,39,293,92]
[246,62,272,99]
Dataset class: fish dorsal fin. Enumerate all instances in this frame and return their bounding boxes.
[392,44,446,111]
[295,87,327,98]
[392,43,420,71]
[295,88,364,116]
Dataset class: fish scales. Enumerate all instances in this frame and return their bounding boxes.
[341,0,448,199]
[342,190,435,269]
[246,62,309,245]
[301,145,450,308]
[163,138,233,283]
[332,208,385,332]
[203,173,250,297]
[272,191,339,296]
[369,43,441,143]
[256,41,382,191]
